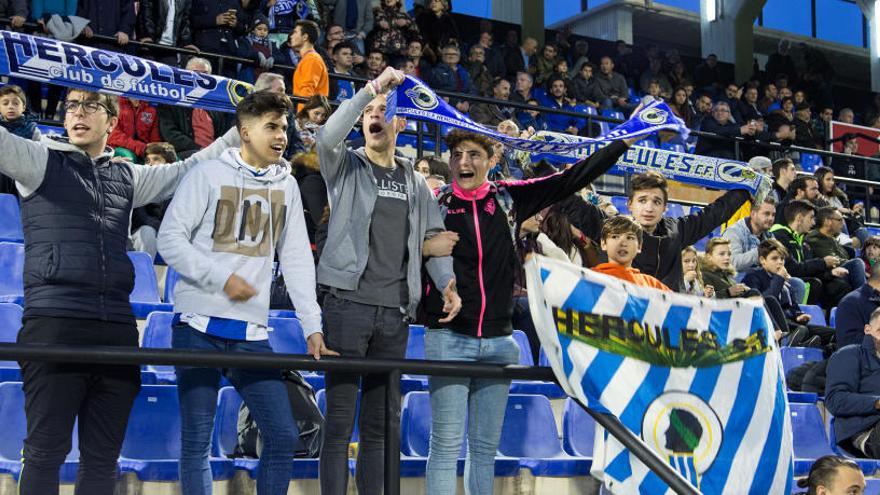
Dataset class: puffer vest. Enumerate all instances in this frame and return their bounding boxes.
[21,148,136,323]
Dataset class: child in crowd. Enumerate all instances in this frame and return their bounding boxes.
[238,15,279,83]
[681,246,715,297]
[700,238,760,298]
[743,238,836,349]
[592,216,670,291]
[0,84,39,140]
[295,95,331,151]
[130,142,178,258]
[861,235,880,278]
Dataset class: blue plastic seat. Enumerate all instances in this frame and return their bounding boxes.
[661,142,686,153]
[634,138,657,149]
[790,403,836,476]
[128,251,172,318]
[163,266,180,304]
[693,236,711,252]
[562,398,596,458]
[829,307,837,327]
[798,304,827,326]
[780,347,824,376]
[119,385,233,481]
[0,194,22,243]
[498,394,591,476]
[511,330,534,366]
[316,388,358,443]
[787,391,818,403]
[268,309,297,319]
[510,332,564,398]
[828,416,880,475]
[800,153,823,173]
[402,325,428,393]
[601,109,624,121]
[267,317,307,355]
[0,382,79,481]
[0,242,23,305]
[666,203,685,218]
[0,303,22,381]
[610,196,629,216]
[141,311,177,384]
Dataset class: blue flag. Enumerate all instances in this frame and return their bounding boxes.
[524,256,794,494]
[0,31,251,113]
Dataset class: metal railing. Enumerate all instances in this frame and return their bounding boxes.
[0,343,701,495]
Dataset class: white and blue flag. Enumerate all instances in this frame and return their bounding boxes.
[525,256,793,494]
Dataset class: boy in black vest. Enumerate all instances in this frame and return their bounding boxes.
[0,88,239,495]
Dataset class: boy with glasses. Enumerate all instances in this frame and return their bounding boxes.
[0,88,240,494]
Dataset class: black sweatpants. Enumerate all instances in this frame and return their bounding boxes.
[17,316,141,495]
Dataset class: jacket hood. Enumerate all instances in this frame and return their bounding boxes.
[41,134,114,162]
[217,148,292,184]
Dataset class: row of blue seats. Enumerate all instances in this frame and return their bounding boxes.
[0,382,595,482]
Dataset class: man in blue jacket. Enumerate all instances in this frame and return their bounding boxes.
[827,306,880,457]
[835,269,880,348]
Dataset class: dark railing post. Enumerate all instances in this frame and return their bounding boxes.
[417,120,425,158]
[734,140,741,161]
[384,368,402,495]
[434,123,442,157]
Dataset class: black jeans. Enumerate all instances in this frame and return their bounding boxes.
[17,316,141,495]
[319,294,409,495]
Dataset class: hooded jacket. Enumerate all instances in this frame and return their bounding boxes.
[108,98,161,157]
[315,87,454,319]
[157,148,321,339]
[0,124,239,324]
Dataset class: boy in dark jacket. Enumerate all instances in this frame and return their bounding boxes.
[826,306,880,457]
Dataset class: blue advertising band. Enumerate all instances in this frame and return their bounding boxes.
[0,30,251,114]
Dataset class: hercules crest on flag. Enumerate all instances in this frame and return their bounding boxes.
[524,256,793,494]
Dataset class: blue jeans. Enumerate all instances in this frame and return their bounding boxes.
[843,258,867,290]
[172,325,298,495]
[790,276,807,305]
[424,329,520,495]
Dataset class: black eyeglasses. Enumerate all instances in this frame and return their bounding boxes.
[64,100,113,115]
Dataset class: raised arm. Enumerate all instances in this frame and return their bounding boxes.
[677,189,751,247]
[131,126,240,207]
[0,125,48,197]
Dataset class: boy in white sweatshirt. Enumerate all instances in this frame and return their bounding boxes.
[157,90,330,495]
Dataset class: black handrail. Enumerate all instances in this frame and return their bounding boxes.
[0,343,701,495]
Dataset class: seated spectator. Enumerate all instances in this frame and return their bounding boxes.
[838,107,855,124]
[415,0,459,57]
[330,42,358,101]
[510,70,535,104]
[743,238,835,348]
[295,95,331,152]
[815,166,868,246]
[236,15,278,84]
[514,98,547,133]
[769,157,796,203]
[770,200,852,309]
[681,246,714,297]
[473,30,506,78]
[793,103,821,149]
[130,142,177,258]
[667,61,691,90]
[520,207,592,268]
[694,101,757,159]
[668,87,694,128]
[158,58,232,158]
[639,57,672,100]
[722,196,778,273]
[331,0,374,55]
[737,85,763,123]
[776,174,820,224]
[108,98,161,159]
[717,82,744,123]
[414,156,450,182]
[137,0,198,67]
[759,83,779,115]
[470,78,514,127]
[370,0,418,56]
[540,76,580,135]
[463,44,492,97]
[406,38,433,81]
[862,235,880,278]
[362,49,388,79]
[551,59,570,84]
[570,63,600,109]
[0,85,40,141]
[836,263,880,348]
[535,43,559,86]
[826,307,880,458]
[779,96,795,122]
[694,53,723,94]
[812,106,833,147]
[430,43,473,94]
[797,457,865,494]
[592,216,670,291]
[189,0,243,77]
[504,36,537,81]
[570,39,591,74]
[699,238,760,298]
[593,56,633,113]
[805,206,866,290]
[692,92,713,130]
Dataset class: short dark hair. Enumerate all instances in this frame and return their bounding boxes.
[771,157,793,178]
[758,238,788,259]
[67,89,119,117]
[446,130,496,160]
[790,176,817,198]
[295,20,320,45]
[783,199,815,225]
[629,171,668,204]
[0,84,26,106]
[797,456,862,493]
[236,91,293,129]
[332,41,355,55]
[815,206,840,229]
[601,216,643,246]
[144,142,177,163]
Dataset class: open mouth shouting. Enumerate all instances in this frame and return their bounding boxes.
[269,143,284,156]
[367,122,385,137]
[69,122,91,137]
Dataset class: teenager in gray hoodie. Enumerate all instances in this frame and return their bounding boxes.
[157,91,326,495]
[316,66,460,495]
[0,88,239,495]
